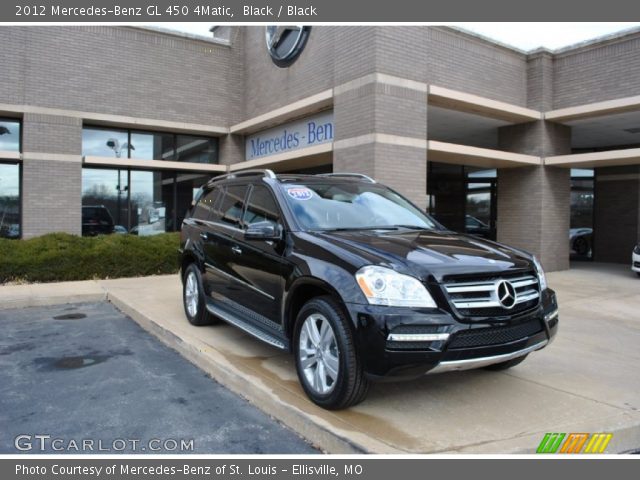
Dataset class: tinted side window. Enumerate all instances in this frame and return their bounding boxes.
[217,184,249,228]
[243,185,281,228]
[192,187,220,221]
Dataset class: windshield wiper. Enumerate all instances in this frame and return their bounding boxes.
[392,225,434,231]
[315,226,399,232]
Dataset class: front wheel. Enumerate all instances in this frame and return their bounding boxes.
[294,296,369,410]
[182,263,217,326]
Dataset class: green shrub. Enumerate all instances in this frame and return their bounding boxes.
[0,232,181,284]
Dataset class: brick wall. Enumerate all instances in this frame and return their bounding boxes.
[497,166,570,272]
[497,121,571,272]
[425,27,528,106]
[0,26,243,126]
[20,114,83,238]
[21,159,82,238]
[22,114,82,154]
[553,33,640,108]
[243,26,337,120]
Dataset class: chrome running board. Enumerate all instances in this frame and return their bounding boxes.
[205,301,288,350]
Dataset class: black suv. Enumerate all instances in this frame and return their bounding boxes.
[180,170,558,409]
[82,205,115,236]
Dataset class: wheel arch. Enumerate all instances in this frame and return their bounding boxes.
[283,277,354,345]
[180,250,204,282]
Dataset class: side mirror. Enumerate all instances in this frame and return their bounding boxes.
[245,221,283,241]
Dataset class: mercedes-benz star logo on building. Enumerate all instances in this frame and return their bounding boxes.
[496,280,517,309]
[265,26,311,68]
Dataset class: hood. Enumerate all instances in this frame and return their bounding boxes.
[314,229,533,282]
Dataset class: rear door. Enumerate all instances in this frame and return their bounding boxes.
[184,185,220,289]
[202,183,250,304]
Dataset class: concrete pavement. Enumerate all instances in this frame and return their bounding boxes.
[1,263,639,453]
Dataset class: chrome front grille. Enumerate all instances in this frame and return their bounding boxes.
[443,273,540,318]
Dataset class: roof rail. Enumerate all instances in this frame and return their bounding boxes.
[210,169,276,183]
[318,173,376,183]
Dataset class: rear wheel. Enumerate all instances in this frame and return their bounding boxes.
[182,263,217,326]
[574,237,589,256]
[483,354,528,371]
[294,296,369,410]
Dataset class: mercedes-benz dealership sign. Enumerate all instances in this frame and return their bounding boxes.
[246,111,333,161]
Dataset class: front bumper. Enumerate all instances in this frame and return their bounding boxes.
[632,252,640,273]
[346,289,559,380]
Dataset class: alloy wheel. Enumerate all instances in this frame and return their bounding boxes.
[298,313,340,395]
[185,271,199,318]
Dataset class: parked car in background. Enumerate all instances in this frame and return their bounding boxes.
[180,170,559,410]
[113,225,128,234]
[633,244,640,277]
[81,205,115,236]
[570,228,593,258]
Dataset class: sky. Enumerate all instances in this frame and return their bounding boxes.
[150,22,640,52]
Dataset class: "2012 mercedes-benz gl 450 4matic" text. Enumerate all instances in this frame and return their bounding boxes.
[180,170,558,409]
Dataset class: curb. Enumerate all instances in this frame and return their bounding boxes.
[0,291,107,310]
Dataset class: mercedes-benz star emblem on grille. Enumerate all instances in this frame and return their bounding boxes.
[496,280,517,309]
[265,26,311,67]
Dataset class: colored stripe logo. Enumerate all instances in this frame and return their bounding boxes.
[537,433,612,454]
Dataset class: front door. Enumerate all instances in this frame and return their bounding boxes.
[225,184,287,328]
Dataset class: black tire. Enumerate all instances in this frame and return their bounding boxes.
[574,237,589,256]
[182,263,217,326]
[636,272,640,278]
[293,296,369,410]
[483,354,528,371]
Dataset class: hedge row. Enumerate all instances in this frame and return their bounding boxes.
[0,232,181,284]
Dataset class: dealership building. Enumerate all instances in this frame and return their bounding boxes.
[1,25,640,271]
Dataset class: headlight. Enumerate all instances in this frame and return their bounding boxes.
[355,265,437,308]
[532,256,548,291]
[634,244,640,255]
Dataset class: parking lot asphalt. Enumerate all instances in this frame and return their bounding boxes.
[0,302,317,454]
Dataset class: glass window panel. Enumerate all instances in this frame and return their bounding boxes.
[130,170,173,236]
[81,168,129,235]
[571,168,595,178]
[243,185,281,227]
[0,119,21,152]
[130,131,175,161]
[82,127,129,158]
[216,185,248,228]
[0,163,20,239]
[175,135,218,164]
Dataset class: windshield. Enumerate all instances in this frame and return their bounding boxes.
[281,182,438,231]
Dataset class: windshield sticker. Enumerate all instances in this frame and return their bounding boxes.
[287,187,314,201]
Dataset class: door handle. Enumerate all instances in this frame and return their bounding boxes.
[200,232,208,241]
[231,246,242,255]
